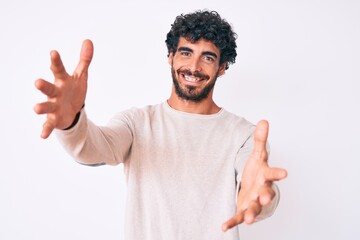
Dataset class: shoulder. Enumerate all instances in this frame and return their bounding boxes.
[221,109,255,134]
[108,103,163,124]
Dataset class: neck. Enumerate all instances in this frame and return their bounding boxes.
[167,88,221,115]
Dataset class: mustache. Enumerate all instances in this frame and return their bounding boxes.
[177,69,210,80]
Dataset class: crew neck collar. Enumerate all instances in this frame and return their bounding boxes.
[163,101,225,119]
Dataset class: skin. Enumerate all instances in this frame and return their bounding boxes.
[221,120,288,231]
[34,38,287,231]
[167,37,226,114]
[34,39,93,139]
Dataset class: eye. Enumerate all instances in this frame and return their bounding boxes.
[204,56,215,62]
[180,51,191,57]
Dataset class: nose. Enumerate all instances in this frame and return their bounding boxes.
[188,57,202,72]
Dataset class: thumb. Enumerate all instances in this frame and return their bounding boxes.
[253,120,269,156]
[75,39,94,75]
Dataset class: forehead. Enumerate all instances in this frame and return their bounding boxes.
[176,37,220,56]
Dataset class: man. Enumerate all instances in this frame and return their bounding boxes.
[34,10,287,239]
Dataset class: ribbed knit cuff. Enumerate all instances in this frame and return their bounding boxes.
[62,104,85,130]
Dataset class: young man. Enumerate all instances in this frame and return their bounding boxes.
[34,10,287,239]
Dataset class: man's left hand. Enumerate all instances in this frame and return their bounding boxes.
[222,120,288,231]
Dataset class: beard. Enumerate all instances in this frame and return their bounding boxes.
[171,67,218,102]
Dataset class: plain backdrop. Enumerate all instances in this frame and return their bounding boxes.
[1,0,359,239]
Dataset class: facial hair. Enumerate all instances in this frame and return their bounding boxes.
[171,66,218,102]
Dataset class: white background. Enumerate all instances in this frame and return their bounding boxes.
[1,0,359,239]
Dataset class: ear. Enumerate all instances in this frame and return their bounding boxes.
[168,51,174,65]
[217,62,227,77]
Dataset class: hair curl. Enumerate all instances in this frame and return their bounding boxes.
[165,10,237,70]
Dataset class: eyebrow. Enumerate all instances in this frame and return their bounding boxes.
[177,47,218,59]
[178,47,193,53]
[202,51,218,59]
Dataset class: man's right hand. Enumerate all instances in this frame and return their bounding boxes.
[34,39,94,139]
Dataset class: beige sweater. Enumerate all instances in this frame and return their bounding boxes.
[56,101,279,240]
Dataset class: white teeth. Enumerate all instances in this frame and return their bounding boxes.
[184,75,199,82]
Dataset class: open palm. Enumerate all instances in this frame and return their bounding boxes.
[34,40,94,138]
[222,120,288,231]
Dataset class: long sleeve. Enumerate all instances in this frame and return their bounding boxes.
[55,109,133,166]
[255,183,280,221]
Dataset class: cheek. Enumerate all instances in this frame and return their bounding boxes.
[206,66,220,77]
[172,62,184,73]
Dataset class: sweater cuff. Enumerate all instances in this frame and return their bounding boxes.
[255,183,280,222]
[62,104,85,130]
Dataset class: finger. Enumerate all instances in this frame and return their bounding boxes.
[258,184,275,206]
[74,39,94,76]
[50,50,68,79]
[253,120,269,158]
[33,102,56,114]
[244,200,262,224]
[34,79,58,98]
[221,211,245,232]
[41,120,55,139]
[264,167,288,181]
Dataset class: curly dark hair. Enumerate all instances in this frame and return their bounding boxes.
[165,10,237,70]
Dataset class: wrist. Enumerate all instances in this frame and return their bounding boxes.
[62,104,85,130]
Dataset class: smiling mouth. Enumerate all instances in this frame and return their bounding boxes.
[177,69,209,83]
[182,74,201,82]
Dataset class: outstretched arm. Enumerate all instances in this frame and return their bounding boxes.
[34,40,94,139]
[222,120,288,231]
